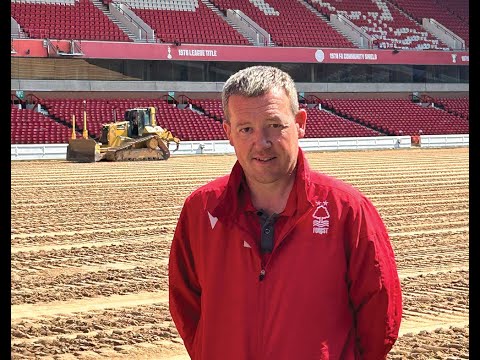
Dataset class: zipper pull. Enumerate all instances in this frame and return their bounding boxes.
[259,269,266,281]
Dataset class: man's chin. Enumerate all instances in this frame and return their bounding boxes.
[247,171,282,185]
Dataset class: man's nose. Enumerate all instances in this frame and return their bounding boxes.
[253,128,272,148]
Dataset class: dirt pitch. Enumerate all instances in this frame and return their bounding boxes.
[11,147,469,360]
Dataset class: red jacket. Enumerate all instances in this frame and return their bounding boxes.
[169,149,402,360]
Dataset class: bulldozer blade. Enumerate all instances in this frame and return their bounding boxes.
[66,139,103,162]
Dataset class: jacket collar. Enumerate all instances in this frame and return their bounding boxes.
[212,148,316,220]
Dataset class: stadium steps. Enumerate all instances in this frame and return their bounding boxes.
[298,0,360,48]
[11,21,28,39]
[12,29,28,39]
[91,0,138,42]
[201,0,274,46]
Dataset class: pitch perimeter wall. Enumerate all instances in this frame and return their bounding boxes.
[10,134,469,161]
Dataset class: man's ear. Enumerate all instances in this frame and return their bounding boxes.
[295,109,307,138]
[223,121,234,146]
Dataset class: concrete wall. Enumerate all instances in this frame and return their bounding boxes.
[11,135,469,161]
[10,80,469,95]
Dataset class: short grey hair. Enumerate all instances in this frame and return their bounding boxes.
[221,66,299,122]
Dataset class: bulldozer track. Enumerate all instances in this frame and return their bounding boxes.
[117,135,156,151]
[103,135,171,161]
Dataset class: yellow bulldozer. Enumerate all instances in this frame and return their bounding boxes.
[66,106,180,162]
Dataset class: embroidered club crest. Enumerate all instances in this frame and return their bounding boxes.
[313,201,330,235]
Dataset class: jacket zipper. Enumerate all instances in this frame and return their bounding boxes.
[258,261,267,359]
[234,223,265,360]
[259,268,266,281]
[256,206,315,358]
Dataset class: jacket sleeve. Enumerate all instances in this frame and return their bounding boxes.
[345,196,403,360]
[168,199,202,358]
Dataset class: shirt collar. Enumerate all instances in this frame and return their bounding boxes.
[213,148,313,219]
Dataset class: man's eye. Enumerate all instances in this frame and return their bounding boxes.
[240,127,252,133]
[270,124,284,129]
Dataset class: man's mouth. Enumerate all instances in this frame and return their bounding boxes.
[253,157,275,162]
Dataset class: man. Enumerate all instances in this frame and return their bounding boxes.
[168,66,402,360]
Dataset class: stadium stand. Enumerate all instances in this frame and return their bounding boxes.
[11,105,81,144]
[301,105,385,138]
[10,0,131,41]
[10,93,468,145]
[320,98,469,136]
[40,97,227,142]
[209,0,356,48]
[128,0,251,45]
[10,0,467,49]
[10,0,469,147]
[388,0,469,48]
[305,0,451,50]
[189,98,225,122]
[433,97,469,119]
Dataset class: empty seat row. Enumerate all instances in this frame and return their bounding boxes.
[11,94,469,145]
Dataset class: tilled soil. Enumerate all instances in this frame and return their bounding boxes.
[11,147,469,359]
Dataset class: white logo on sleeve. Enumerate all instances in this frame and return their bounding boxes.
[243,241,251,248]
[313,201,330,235]
[208,211,218,229]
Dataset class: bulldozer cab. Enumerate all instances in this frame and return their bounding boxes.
[124,108,154,137]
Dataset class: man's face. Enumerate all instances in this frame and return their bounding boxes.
[223,88,307,187]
